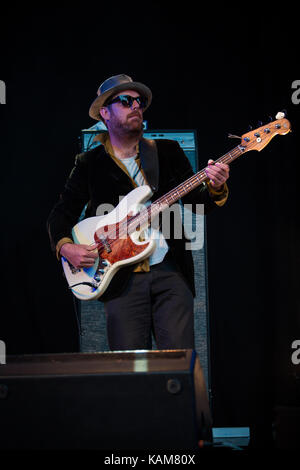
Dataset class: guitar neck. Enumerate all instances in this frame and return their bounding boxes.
[155,143,245,207]
[127,143,245,233]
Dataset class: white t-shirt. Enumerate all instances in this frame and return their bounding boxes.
[121,155,169,266]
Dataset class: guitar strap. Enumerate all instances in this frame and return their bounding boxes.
[138,137,159,194]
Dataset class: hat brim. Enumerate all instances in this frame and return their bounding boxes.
[89,81,152,121]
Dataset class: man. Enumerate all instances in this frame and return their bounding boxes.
[47,74,229,351]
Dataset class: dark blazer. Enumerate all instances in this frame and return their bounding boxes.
[47,138,225,300]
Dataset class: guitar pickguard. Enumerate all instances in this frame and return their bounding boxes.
[94,215,151,265]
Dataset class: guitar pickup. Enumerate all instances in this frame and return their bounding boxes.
[98,234,112,253]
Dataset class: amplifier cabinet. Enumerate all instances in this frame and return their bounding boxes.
[0,349,212,450]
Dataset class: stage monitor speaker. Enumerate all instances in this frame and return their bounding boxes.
[0,349,212,450]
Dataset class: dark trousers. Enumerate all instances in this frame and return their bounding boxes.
[104,254,195,350]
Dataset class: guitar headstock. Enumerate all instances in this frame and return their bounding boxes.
[240,112,291,153]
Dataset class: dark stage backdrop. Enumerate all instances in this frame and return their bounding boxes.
[1,4,299,444]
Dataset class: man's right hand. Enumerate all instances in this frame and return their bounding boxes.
[60,243,98,268]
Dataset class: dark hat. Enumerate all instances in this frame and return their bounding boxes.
[89,74,152,121]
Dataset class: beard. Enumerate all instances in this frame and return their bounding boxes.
[108,110,144,140]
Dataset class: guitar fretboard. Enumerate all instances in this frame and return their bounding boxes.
[127,144,245,233]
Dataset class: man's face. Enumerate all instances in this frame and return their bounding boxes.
[101,90,144,137]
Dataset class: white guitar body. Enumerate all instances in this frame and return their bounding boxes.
[62,185,156,300]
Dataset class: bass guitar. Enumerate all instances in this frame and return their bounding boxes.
[62,112,291,300]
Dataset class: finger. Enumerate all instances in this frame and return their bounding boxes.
[205,168,221,180]
[79,257,97,268]
[215,162,230,174]
[88,243,98,251]
[86,258,97,265]
[205,169,226,186]
[206,165,228,179]
[204,168,213,181]
[81,244,98,255]
[209,176,223,186]
[87,245,99,256]
[85,252,99,261]
[78,261,95,268]
[210,163,228,173]
[81,243,98,252]
[207,161,230,178]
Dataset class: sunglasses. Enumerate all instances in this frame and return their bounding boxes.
[106,94,148,109]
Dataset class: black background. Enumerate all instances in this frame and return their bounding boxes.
[1,3,299,444]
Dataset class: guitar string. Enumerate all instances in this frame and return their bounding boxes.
[124,125,283,236]
[92,145,242,254]
[93,140,255,254]
[94,142,248,251]
[92,130,274,254]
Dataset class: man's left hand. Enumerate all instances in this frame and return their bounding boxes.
[205,159,230,191]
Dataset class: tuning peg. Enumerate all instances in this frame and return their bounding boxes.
[248,125,253,131]
[268,115,273,122]
[276,111,286,119]
[257,120,263,127]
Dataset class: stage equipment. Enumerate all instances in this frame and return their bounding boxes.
[0,349,212,450]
